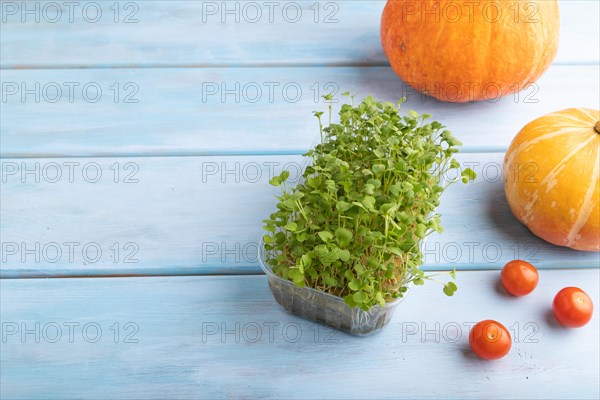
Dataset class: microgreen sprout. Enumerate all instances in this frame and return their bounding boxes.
[263,94,476,311]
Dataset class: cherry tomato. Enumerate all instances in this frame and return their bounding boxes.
[553,287,594,328]
[501,260,539,296]
[469,320,511,360]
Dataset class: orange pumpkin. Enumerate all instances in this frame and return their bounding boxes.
[381,0,560,102]
[503,109,600,252]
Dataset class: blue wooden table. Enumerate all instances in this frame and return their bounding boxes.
[1,1,599,398]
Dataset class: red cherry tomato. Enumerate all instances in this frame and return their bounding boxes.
[501,260,539,296]
[469,320,511,360]
[553,287,594,328]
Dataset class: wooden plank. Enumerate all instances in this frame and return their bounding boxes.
[2,153,598,278]
[2,65,598,158]
[0,1,597,68]
[1,271,598,399]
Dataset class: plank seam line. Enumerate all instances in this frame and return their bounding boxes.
[0,149,508,160]
[1,267,598,281]
[1,61,598,70]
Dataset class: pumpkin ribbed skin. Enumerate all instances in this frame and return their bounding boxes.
[381,0,560,102]
[503,109,600,252]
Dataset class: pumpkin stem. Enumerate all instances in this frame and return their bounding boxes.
[595,121,600,134]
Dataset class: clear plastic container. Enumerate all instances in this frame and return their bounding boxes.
[258,243,410,336]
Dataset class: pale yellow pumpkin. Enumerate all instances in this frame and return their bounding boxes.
[504,109,600,251]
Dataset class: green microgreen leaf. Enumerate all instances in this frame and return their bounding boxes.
[318,231,334,242]
[461,168,477,183]
[443,281,458,296]
[449,268,456,279]
[284,222,298,232]
[335,227,353,243]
